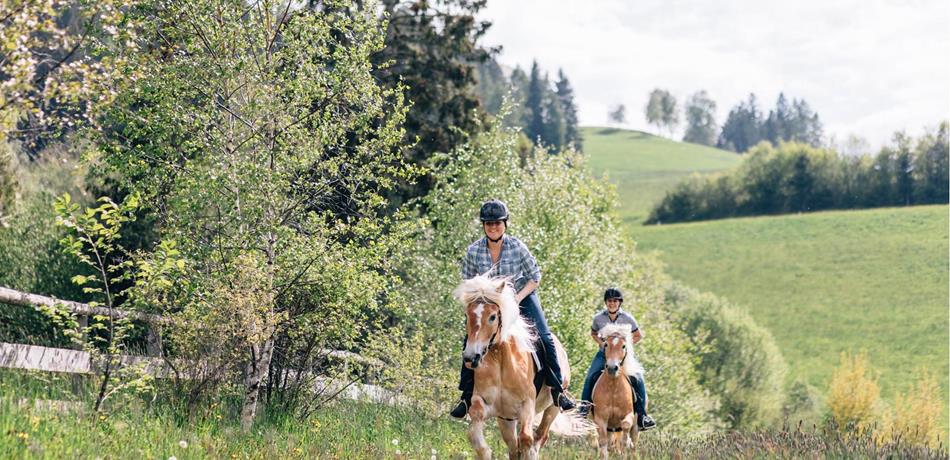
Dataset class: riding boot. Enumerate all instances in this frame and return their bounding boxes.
[552,388,577,411]
[450,392,472,419]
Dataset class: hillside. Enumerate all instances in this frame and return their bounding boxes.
[581,126,739,224]
[634,205,949,413]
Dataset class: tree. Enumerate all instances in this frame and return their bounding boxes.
[646,89,678,137]
[524,61,546,143]
[95,0,414,430]
[541,84,565,151]
[608,104,627,125]
[718,94,763,153]
[555,69,581,150]
[683,91,718,146]
[0,0,134,148]
[372,0,492,207]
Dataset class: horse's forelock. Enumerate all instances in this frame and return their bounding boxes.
[455,274,535,353]
[599,323,643,376]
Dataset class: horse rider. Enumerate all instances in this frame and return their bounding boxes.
[450,199,578,418]
[578,288,656,430]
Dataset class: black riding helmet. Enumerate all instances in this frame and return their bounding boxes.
[479,199,509,222]
[604,287,624,303]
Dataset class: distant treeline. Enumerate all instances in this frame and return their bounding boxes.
[646,122,948,224]
[475,59,582,152]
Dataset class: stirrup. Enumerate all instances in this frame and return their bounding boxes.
[556,392,577,411]
[449,398,469,419]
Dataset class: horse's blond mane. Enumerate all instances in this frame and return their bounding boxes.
[454,274,536,353]
[599,323,644,376]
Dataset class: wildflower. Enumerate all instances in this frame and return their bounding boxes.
[392,438,399,446]
[168,457,177,460]
[179,440,188,449]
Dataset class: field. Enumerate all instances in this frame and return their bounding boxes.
[581,126,740,225]
[633,206,949,410]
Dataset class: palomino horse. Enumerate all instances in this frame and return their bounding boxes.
[591,323,644,459]
[456,275,584,460]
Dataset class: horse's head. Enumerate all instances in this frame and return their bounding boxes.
[600,324,634,377]
[461,279,507,369]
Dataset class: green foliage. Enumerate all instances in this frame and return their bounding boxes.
[718,93,823,153]
[398,122,720,432]
[683,90,718,147]
[86,0,419,426]
[648,128,949,223]
[645,88,679,138]
[373,0,492,206]
[635,205,949,429]
[827,352,881,434]
[665,284,787,429]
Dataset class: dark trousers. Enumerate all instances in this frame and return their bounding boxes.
[459,291,565,396]
[581,349,648,416]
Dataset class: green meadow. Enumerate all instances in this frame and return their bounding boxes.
[581,126,740,225]
[634,206,949,407]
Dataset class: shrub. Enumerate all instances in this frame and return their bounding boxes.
[883,371,943,448]
[827,352,881,434]
[665,284,787,429]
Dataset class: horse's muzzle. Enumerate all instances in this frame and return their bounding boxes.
[606,364,619,375]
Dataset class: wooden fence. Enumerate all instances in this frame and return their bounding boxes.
[0,285,381,377]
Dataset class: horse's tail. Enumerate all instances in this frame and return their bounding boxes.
[549,410,597,437]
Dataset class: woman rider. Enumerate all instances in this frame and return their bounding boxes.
[450,199,577,418]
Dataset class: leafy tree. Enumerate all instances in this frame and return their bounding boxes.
[683,90,718,146]
[646,89,678,137]
[913,121,949,203]
[94,0,415,430]
[608,104,627,125]
[0,0,135,149]
[372,0,492,207]
[555,69,581,150]
[718,94,763,153]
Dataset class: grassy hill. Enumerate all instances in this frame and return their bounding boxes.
[634,206,949,411]
[581,126,739,225]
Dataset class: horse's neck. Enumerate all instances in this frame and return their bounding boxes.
[478,339,532,376]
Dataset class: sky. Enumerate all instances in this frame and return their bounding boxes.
[480,0,950,149]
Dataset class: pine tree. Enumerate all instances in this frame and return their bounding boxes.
[718,94,763,153]
[555,69,581,150]
[372,0,492,206]
[525,61,546,144]
[541,82,565,151]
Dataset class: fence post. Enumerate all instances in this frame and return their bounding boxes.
[146,322,163,358]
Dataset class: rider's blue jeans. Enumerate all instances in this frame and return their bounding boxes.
[581,349,648,416]
[458,291,565,396]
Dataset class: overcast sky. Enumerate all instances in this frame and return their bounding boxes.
[481,0,950,149]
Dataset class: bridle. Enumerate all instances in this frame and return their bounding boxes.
[602,333,628,371]
[465,298,501,366]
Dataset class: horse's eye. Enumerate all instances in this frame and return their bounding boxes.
[489,314,497,322]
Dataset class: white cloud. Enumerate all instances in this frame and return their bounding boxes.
[481,0,950,148]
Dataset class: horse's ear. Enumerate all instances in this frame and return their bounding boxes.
[495,280,506,293]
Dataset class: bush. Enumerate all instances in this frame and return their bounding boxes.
[397,123,722,432]
[826,352,881,434]
[665,284,788,429]
[883,371,943,448]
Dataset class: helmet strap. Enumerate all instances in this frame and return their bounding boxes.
[487,234,503,243]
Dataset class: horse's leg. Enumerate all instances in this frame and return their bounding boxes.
[628,422,640,454]
[496,418,520,460]
[468,396,492,460]
[519,402,537,460]
[617,412,635,453]
[533,404,559,450]
[595,420,609,460]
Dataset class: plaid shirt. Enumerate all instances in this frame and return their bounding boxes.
[461,235,542,293]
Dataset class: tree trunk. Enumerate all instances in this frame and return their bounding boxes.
[240,337,275,432]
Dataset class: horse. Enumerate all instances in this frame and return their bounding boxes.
[590,323,644,459]
[455,274,586,460]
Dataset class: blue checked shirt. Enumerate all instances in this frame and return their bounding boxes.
[461,235,542,293]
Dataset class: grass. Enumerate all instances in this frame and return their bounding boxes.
[634,205,949,419]
[581,126,740,225]
[2,371,946,459]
